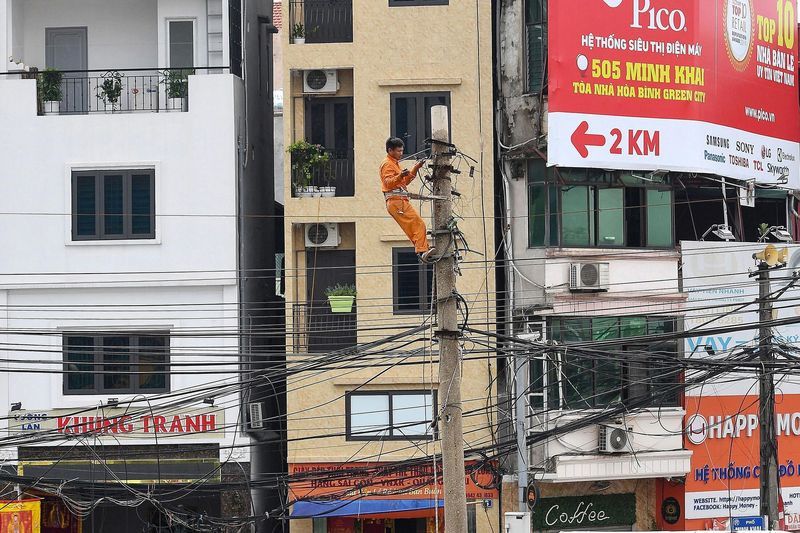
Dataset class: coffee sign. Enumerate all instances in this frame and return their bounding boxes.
[532,494,636,530]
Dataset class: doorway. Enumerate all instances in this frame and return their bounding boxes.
[304,97,355,196]
[45,27,88,113]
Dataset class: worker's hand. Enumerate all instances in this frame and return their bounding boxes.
[400,169,410,177]
[413,161,424,171]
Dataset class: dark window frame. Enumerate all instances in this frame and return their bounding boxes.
[388,0,448,6]
[525,0,548,94]
[543,316,679,410]
[71,169,156,241]
[63,332,170,395]
[527,163,675,249]
[345,390,437,441]
[392,247,434,315]
[390,91,451,158]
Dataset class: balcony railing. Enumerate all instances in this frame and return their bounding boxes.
[33,67,218,115]
[291,149,354,197]
[293,302,357,353]
[290,0,353,44]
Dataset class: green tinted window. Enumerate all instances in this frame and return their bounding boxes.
[646,189,673,247]
[529,185,547,247]
[597,188,624,246]
[561,186,592,246]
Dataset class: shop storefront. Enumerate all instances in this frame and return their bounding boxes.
[289,462,499,533]
[528,480,656,532]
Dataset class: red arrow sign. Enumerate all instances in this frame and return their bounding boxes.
[571,121,606,158]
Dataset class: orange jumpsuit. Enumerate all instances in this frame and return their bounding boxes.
[380,155,429,253]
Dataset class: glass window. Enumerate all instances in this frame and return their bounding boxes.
[71,170,155,240]
[103,174,125,236]
[312,519,326,533]
[63,333,169,394]
[561,186,591,246]
[597,188,624,246]
[526,0,548,93]
[548,316,678,409]
[74,176,96,237]
[647,189,673,246]
[169,20,194,69]
[65,336,95,391]
[390,92,451,156]
[393,248,433,314]
[103,336,130,391]
[527,165,675,248]
[350,395,390,437]
[131,173,154,236]
[347,392,435,440]
[393,394,432,437]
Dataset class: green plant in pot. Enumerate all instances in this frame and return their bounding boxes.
[291,23,306,43]
[97,71,123,112]
[161,69,193,112]
[325,283,356,313]
[38,68,63,115]
[287,140,330,197]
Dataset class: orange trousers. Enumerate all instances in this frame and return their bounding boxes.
[386,197,429,253]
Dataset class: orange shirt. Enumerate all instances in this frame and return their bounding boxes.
[380,155,418,193]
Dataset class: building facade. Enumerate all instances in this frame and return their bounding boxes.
[0,0,280,530]
[495,0,798,531]
[281,0,496,531]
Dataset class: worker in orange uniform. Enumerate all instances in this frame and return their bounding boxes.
[381,137,436,263]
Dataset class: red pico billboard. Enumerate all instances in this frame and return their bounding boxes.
[548,0,800,186]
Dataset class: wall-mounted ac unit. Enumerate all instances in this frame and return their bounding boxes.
[305,223,340,248]
[599,423,633,453]
[303,69,338,94]
[569,262,609,292]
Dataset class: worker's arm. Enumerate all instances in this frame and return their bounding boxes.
[381,161,423,190]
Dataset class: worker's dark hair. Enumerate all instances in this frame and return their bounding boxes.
[386,137,404,152]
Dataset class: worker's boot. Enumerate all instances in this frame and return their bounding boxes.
[418,248,437,263]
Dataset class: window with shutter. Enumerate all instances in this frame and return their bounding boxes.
[526,0,548,94]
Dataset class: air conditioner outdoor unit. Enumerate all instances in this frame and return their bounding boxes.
[303,69,338,93]
[599,423,633,453]
[569,262,610,292]
[305,223,340,248]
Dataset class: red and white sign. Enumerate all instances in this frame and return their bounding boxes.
[9,407,225,439]
[548,0,800,186]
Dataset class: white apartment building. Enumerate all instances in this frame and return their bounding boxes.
[0,1,281,531]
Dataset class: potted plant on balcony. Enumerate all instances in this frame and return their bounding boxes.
[38,68,63,115]
[288,140,330,197]
[161,69,192,112]
[97,71,123,113]
[325,283,356,313]
[291,23,306,44]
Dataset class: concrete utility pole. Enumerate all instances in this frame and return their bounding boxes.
[756,263,780,527]
[430,105,468,533]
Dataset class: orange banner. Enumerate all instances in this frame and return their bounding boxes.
[685,394,800,525]
[289,462,498,501]
[0,500,41,533]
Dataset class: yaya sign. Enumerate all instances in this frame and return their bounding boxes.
[548,0,800,187]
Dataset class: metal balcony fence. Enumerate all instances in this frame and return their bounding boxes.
[289,0,353,44]
[293,302,357,353]
[291,149,354,197]
[33,67,220,115]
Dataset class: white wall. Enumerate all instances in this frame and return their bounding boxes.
[2,284,246,455]
[20,0,158,70]
[0,74,239,286]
